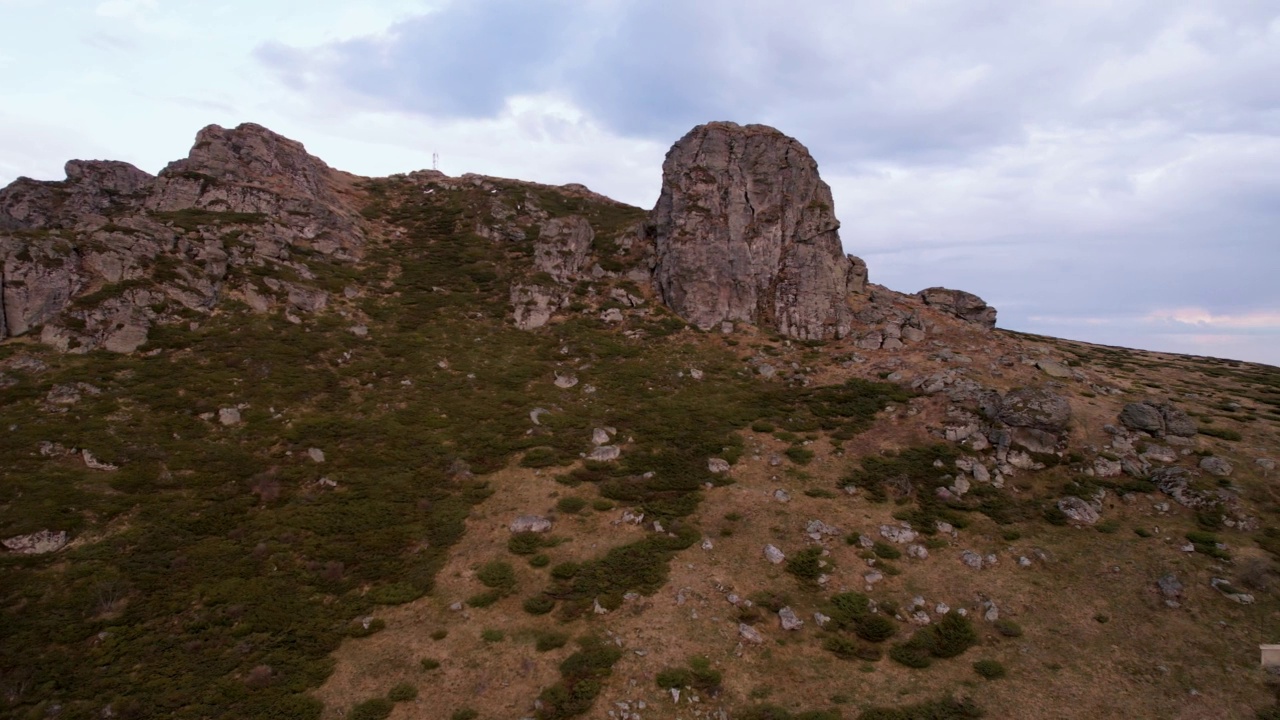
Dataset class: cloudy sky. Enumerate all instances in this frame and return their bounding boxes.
[3,0,1278,365]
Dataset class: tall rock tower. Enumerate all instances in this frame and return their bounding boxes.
[650,122,866,339]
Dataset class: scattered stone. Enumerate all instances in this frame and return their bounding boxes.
[2,529,68,554]
[1256,458,1275,474]
[701,538,714,551]
[1057,496,1100,525]
[1141,445,1178,464]
[1199,456,1233,477]
[1094,457,1122,478]
[960,551,985,570]
[218,407,242,426]
[864,570,884,585]
[82,449,119,471]
[1210,578,1255,604]
[778,606,804,631]
[814,612,831,628]
[1157,574,1183,608]
[805,519,840,538]
[689,368,704,380]
[879,524,918,544]
[306,447,325,463]
[529,407,550,425]
[509,515,553,533]
[757,364,777,379]
[982,601,999,622]
[1018,556,1032,568]
[588,445,621,462]
[1036,359,1073,378]
[738,623,764,644]
[594,598,609,614]
[763,545,786,564]
[707,458,731,474]
[773,488,791,503]
[621,509,645,525]
[554,373,579,389]
[601,308,624,323]
[906,544,929,560]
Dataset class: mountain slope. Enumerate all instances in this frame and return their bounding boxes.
[0,123,1278,720]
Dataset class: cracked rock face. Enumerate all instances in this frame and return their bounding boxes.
[649,122,865,340]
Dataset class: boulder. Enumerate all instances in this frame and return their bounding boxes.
[509,515,553,533]
[588,445,621,462]
[778,606,804,631]
[1119,401,1197,438]
[649,122,865,340]
[1056,496,1100,525]
[917,287,997,328]
[1119,403,1164,435]
[1199,456,1233,477]
[2,529,68,554]
[984,387,1072,433]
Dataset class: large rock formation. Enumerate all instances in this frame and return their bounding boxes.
[649,122,865,339]
[0,123,365,351]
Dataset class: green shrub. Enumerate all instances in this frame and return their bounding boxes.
[451,710,479,720]
[1199,427,1242,441]
[523,594,556,615]
[871,542,901,560]
[973,659,1006,679]
[656,667,694,688]
[467,590,502,608]
[350,698,395,720]
[431,629,448,640]
[522,446,565,467]
[536,636,623,719]
[591,498,615,511]
[388,682,419,701]
[752,421,776,433]
[477,561,517,592]
[858,697,983,720]
[481,629,505,642]
[530,553,551,567]
[993,619,1023,638]
[349,618,387,637]
[557,496,588,514]
[420,658,441,670]
[785,446,816,465]
[509,532,547,555]
[550,561,581,580]
[926,613,979,658]
[888,642,932,668]
[854,615,897,643]
[786,546,826,584]
[823,635,861,660]
[535,630,569,651]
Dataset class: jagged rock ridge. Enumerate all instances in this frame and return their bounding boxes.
[649,122,867,340]
[0,123,364,352]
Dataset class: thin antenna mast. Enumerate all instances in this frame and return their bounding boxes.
[432,152,439,172]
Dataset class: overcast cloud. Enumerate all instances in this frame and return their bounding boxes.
[2,1,1278,364]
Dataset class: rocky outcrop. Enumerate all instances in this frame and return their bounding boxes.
[1118,401,1196,438]
[982,387,1072,434]
[649,122,865,340]
[918,287,997,328]
[0,123,366,351]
